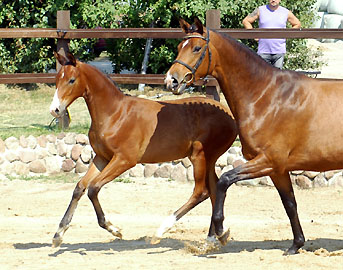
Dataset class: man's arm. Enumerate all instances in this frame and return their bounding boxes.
[242,8,259,29]
[288,11,301,28]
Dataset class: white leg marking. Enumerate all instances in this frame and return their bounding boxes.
[156,214,177,238]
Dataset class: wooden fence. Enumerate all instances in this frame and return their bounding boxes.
[1,9,343,88]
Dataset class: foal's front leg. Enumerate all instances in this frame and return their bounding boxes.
[87,155,135,239]
[52,159,106,247]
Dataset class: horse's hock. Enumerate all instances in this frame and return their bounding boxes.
[0,132,342,188]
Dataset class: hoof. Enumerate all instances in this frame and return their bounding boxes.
[217,228,230,246]
[111,229,122,240]
[150,236,161,245]
[283,247,299,256]
[52,236,63,248]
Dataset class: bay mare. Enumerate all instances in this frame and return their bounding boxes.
[165,18,343,255]
[49,52,237,247]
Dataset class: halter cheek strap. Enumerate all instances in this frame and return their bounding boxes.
[173,30,212,84]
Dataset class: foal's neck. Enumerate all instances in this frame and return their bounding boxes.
[82,64,125,125]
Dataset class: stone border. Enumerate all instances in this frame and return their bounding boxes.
[0,133,342,188]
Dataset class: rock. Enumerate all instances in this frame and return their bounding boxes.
[171,163,187,182]
[19,150,37,163]
[324,170,341,180]
[71,144,83,161]
[76,134,89,145]
[328,174,343,188]
[129,164,144,177]
[46,134,57,143]
[258,176,274,186]
[14,161,29,175]
[154,164,173,178]
[61,159,75,172]
[37,135,48,148]
[80,145,93,163]
[295,175,313,189]
[186,166,194,181]
[47,143,57,155]
[56,141,67,157]
[75,159,88,173]
[5,151,19,162]
[64,133,76,145]
[313,173,328,188]
[144,164,158,178]
[44,156,62,174]
[19,136,28,148]
[5,137,19,150]
[303,171,320,179]
[216,154,228,168]
[181,157,192,168]
[0,138,5,153]
[27,135,38,149]
[233,159,245,168]
[57,133,66,140]
[29,160,46,173]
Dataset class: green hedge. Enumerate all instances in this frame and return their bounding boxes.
[0,0,323,74]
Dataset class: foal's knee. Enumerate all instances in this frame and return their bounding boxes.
[87,185,100,200]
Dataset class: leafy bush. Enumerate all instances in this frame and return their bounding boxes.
[0,0,323,74]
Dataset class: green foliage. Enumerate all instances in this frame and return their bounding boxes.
[0,0,323,74]
[0,0,124,73]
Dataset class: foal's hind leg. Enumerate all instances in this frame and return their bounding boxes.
[52,158,107,247]
[152,141,209,243]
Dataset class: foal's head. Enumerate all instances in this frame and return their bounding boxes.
[50,52,85,118]
[165,18,211,94]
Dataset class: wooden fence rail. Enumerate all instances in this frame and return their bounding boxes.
[1,9,343,86]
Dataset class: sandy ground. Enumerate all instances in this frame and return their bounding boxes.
[0,178,342,270]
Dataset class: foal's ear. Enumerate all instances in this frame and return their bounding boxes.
[66,52,77,66]
[54,51,68,66]
[193,17,204,35]
[179,18,191,34]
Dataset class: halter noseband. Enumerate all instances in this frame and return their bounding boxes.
[173,29,211,84]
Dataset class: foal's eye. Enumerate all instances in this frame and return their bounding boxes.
[69,78,75,84]
[193,46,202,53]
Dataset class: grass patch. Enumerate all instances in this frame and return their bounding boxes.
[0,84,91,140]
[5,172,80,183]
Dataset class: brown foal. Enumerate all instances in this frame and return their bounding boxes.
[49,52,237,247]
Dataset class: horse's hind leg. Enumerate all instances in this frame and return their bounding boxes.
[271,173,305,255]
[52,158,106,247]
[152,141,209,243]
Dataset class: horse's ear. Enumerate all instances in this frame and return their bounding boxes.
[66,52,77,66]
[193,17,204,35]
[179,18,191,34]
[54,51,68,66]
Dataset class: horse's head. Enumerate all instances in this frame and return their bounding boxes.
[50,52,85,118]
[165,17,212,94]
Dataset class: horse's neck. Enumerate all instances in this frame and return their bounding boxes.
[211,31,276,120]
[82,65,125,126]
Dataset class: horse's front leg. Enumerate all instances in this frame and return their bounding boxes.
[212,154,272,245]
[87,155,135,239]
[270,173,305,255]
[52,157,107,247]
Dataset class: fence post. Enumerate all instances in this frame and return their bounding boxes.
[56,10,71,130]
[205,9,221,101]
[56,10,70,72]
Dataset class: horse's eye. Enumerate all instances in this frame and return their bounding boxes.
[69,78,75,84]
[193,46,202,53]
